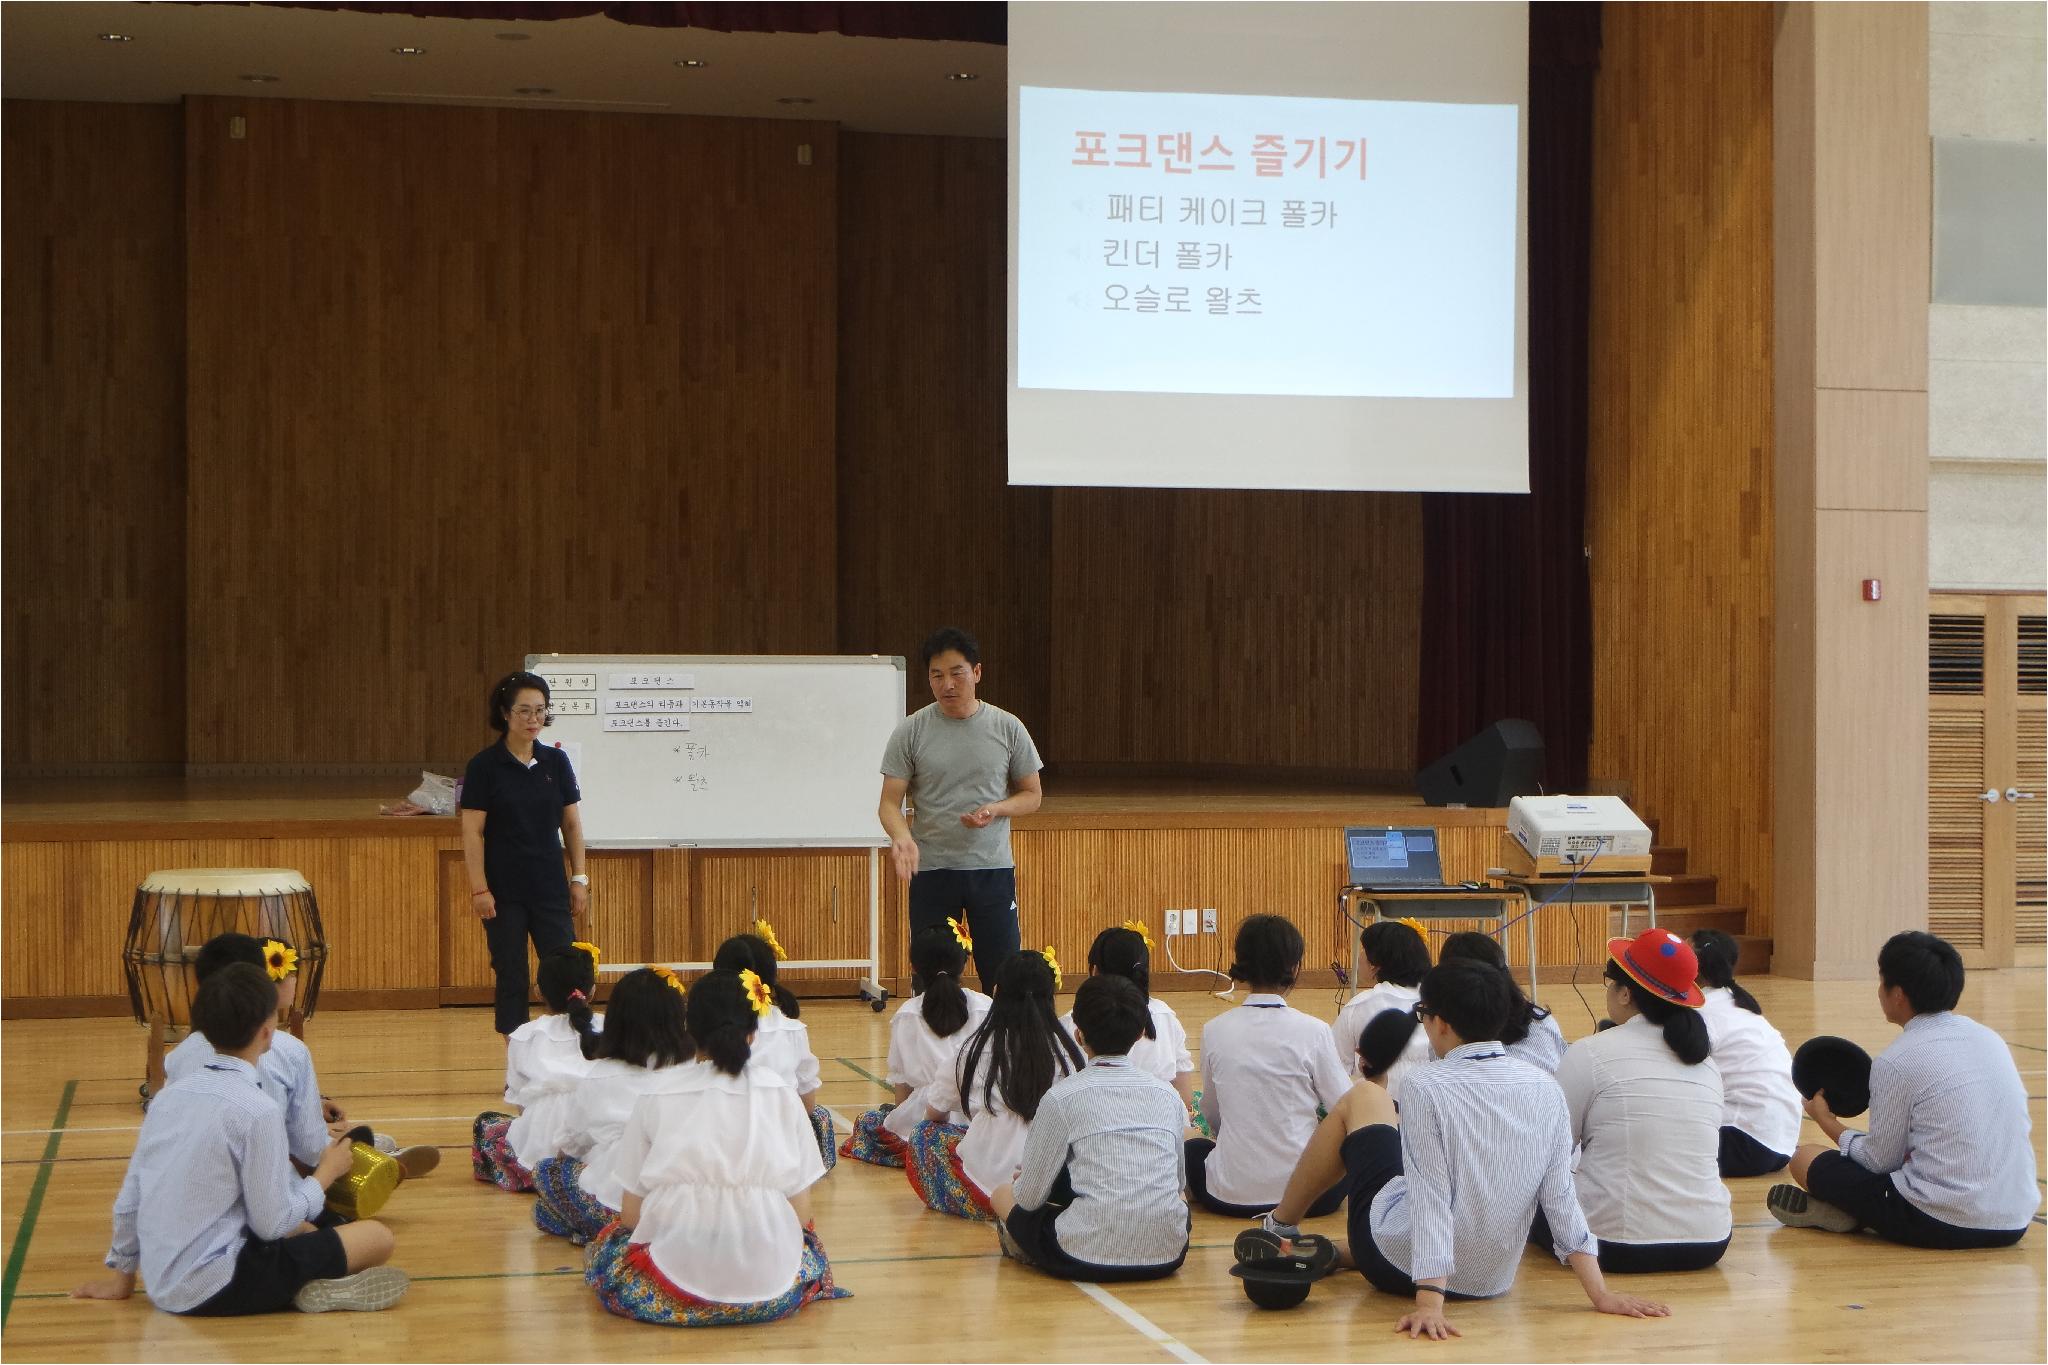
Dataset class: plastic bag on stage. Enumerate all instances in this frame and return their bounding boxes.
[406,770,458,815]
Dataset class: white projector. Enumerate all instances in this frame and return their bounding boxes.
[1506,796,1652,874]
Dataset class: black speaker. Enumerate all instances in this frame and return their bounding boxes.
[1416,719,1545,807]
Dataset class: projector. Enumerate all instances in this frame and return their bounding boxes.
[1505,796,1652,875]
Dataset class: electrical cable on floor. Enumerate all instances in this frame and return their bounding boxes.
[1165,932,1235,1001]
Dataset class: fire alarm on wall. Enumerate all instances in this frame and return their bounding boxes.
[1862,579,1882,602]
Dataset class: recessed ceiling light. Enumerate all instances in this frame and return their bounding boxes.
[776,96,814,105]
[514,87,555,96]
[391,46,427,56]
[494,32,531,41]
[98,32,133,43]
[674,59,709,69]
[946,72,979,81]
[240,73,280,83]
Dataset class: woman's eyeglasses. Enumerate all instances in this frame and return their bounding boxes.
[509,705,552,721]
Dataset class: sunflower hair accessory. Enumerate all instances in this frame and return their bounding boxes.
[947,916,974,954]
[1392,918,1432,952]
[751,919,788,961]
[1039,946,1062,992]
[570,941,601,971]
[261,940,298,981]
[649,965,688,999]
[737,967,775,1019]
[1120,919,1155,951]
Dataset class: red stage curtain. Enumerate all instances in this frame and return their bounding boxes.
[1415,1,1601,790]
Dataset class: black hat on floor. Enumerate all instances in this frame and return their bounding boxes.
[1230,1229,1336,1311]
[1792,1035,1873,1118]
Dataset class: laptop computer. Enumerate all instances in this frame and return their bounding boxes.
[1344,825,1456,893]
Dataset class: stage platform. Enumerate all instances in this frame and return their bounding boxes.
[4,775,1644,1020]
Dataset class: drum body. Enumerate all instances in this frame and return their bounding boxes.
[123,868,329,1029]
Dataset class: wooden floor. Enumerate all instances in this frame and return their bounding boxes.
[5,971,2043,1362]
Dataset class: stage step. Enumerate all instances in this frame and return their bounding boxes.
[1650,845,1687,876]
[1653,905,1749,936]
[1732,934,1775,975]
[1655,872,1718,908]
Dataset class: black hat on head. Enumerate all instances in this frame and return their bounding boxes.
[1792,1035,1873,1118]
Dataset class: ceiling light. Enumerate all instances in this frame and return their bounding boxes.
[947,72,979,81]
[391,46,427,56]
[776,96,814,105]
[98,32,133,43]
[514,87,555,96]
[240,74,280,83]
[675,59,708,69]
[494,32,531,41]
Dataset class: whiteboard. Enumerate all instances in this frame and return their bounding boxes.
[523,654,907,848]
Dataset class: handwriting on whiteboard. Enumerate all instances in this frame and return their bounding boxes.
[688,697,753,713]
[536,673,598,693]
[609,672,696,690]
[604,696,693,713]
[603,714,691,732]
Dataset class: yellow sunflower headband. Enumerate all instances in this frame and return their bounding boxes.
[1120,919,1154,951]
[570,941,602,972]
[751,918,788,961]
[737,967,775,1019]
[649,965,688,999]
[948,916,973,954]
[1039,945,1062,992]
[261,940,298,982]
[1391,918,1432,953]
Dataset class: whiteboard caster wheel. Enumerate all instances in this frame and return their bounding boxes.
[870,999,885,1013]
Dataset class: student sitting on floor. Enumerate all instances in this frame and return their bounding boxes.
[74,964,409,1315]
[713,931,837,1170]
[473,944,602,1191]
[1437,931,1568,1073]
[1188,915,1354,1218]
[584,967,850,1326]
[1244,959,1668,1340]
[164,933,439,1184]
[1329,919,1436,1102]
[842,920,991,1168]
[1060,923,1196,1116]
[533,967,695,1245]
[908,949,1083,1221]
[1769,930,2039,1248]
[1690,928,1801,1176]
[1535,930,1732,1274]
[991,975,1191,1282]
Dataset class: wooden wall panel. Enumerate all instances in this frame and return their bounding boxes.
[835,133,1052,743]
[1,101,186,770]
[181,97,840,768]
[1587,4,1777,935]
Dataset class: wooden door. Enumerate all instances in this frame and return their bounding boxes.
[1928,594,2046,967]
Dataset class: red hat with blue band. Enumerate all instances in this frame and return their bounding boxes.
[1606,928,1706,1008]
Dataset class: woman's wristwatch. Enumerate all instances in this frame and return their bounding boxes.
[569,873,590,886]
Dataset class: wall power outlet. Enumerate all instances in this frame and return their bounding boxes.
[1164,909,1182,937]
[1202,907,1218,934]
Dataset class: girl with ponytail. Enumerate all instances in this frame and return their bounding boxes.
[473,943,603,1192]
[1059,924,1195,1113]
[841,921,992,1168]
[584,969,850,1326]
[533,967,694,1244]
[1689,929,1801,1176]
[905,949,1082,1220]
[1544,930,1732,1274]
[713,932,836,1170]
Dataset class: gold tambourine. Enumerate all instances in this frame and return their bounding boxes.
[325,1141,401,1220]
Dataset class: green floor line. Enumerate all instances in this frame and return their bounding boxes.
[3,1080,77,1326]
[835,1057,892,1091]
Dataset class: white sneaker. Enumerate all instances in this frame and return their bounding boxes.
[294,1266,410,1313]
[1260,1212,1303,1240]
[372,1132,399,1155]
[1767,1184,1858,1233]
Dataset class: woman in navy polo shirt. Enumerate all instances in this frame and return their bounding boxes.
[460,672,590,1038]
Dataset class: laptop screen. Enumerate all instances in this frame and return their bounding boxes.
[1345,826,1442,884]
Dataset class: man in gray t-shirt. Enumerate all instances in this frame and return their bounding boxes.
[878,627,1044,985]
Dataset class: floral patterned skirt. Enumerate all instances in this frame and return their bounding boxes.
[902,1120,993,1222]
[585,1221,849,1326]
[838,1104,907,1168]
[533,1154,614,1243]
[471,1112,534,1192]
[809,1103,838,1173]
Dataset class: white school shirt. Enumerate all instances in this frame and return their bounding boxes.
[1329,981,1434,1102]
[1697,987,1802,1156]
[504,1012,602,1169]
[561,1057,691,1211]
[929,1033,1082,1197]
[1198,995,1354,1207]
[164,1028,329,1169]
[751,1007,823,1100]
[1060,997,1194,1090]
[615,1060,826,1304]
[1554,1015,1731,1246]
[883,988,993,1142]
[1509,1009,1569,1073]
